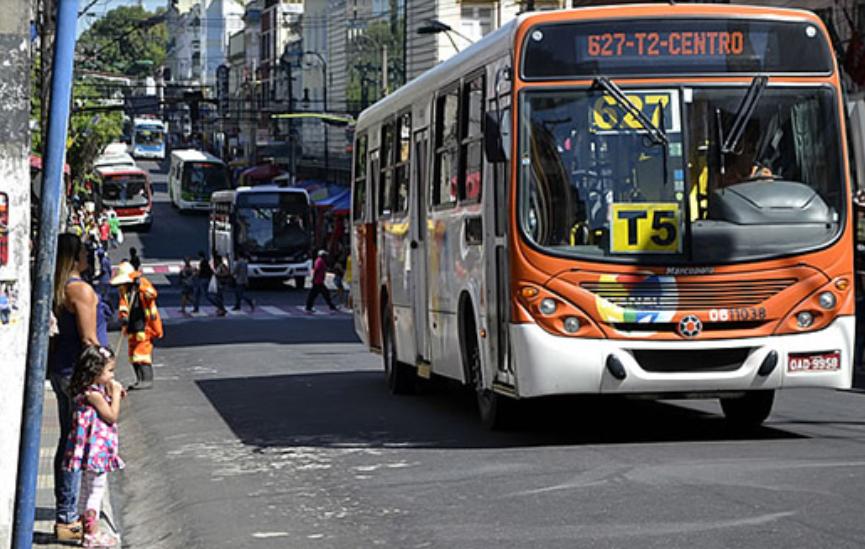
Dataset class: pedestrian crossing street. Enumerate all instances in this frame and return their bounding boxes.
[159,304,352,323]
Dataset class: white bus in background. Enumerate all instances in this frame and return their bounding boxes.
[130,118,166,160]
[168,149,230,212]
[210,185,314,287]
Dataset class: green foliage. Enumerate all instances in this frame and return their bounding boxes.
[346,18,406,115]
[66,80,125,181]
[77,6,167,78]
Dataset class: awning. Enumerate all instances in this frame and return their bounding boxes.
[30,153,70,174]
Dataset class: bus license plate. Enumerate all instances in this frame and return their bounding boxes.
[787,351,841,373]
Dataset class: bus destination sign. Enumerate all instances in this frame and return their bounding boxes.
[586,31,745,59]
[522,19,833,79]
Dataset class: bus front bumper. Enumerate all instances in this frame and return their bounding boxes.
[509,316,854,398]
[249,260,312,279]
[116,212,151,226]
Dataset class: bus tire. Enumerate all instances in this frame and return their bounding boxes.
[140,222,152,233]
[463,311,514,430]
[720,390,774,425]
[382,306,414,395]
[294,276,306,290]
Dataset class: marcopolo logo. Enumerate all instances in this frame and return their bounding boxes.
[678,315,702,338]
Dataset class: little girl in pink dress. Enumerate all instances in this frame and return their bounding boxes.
[64,345,126,548]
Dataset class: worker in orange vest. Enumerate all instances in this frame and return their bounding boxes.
[110,261,163,389]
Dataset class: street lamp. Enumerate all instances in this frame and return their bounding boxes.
[417,18,475,52]
[303,50,329,182]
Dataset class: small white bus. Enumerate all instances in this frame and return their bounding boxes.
[169,150,230,212]
[210,185,314,286]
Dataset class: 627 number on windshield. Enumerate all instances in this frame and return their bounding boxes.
[708,308,767,322]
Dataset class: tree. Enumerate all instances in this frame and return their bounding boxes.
[76,6,167,79]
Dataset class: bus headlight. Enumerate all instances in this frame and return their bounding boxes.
[539,298,557,316]
[818,291,836,310]
[562,316,581,334]
[796,311,814,329]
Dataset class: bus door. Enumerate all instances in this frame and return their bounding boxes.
[410,129,430,362]
[361,150,382,349]
[486,94,511,382]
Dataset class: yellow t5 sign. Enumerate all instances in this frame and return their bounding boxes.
[611,203,681,253]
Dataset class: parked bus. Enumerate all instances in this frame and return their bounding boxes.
[131,118,166,160]
[169,149,230,212]
[350,4,855,429]
[210,185,314,287]
[95,165,153,230]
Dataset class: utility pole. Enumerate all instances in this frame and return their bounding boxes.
[287,59,296,181]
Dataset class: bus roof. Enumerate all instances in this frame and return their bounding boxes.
[134,117,165,128]
[357,4,825,129]
[94,152,136,169]
[95,164,148,177]
[212,185,311,203]
[170,149,225,164]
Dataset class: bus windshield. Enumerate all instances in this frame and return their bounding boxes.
[135,128,163,146]
[182,162,229,200]
[102,174,149,208]
[518,85,844,263]
[235,193,312,255]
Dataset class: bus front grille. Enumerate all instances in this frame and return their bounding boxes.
[631,348,753,373]
[582,279,796,310]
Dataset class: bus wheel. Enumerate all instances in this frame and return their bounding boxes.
[294,276,306,290]
[382,307,414,395]
[465,324,513,430]
[720,390,774,425]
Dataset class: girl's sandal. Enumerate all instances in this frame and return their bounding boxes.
[83,532,117,548]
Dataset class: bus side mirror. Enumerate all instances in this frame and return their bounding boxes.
[485,110,511,163]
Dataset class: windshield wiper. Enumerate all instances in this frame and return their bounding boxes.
[593,77,668,146]
[722,75,768,154]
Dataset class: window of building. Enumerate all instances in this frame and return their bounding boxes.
[460,5,494,43]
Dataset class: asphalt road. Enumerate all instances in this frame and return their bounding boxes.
[111,160,865,549]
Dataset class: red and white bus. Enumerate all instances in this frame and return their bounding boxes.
[96,165,153,231]
[350,4,855,428]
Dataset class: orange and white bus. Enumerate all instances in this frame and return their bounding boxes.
[350,4,855,429]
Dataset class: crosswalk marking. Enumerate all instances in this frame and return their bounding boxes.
[261,306,290,316]
[158,305,350,323]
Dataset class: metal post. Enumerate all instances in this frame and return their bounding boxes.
[287,60,296,181]
[13,0,80,547]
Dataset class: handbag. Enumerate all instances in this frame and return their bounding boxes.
[207,275,218,294]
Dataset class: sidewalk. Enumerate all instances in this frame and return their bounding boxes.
[31,383,121,547]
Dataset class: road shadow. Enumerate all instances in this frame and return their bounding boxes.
[156,315,360,347]
[196,371,804,450]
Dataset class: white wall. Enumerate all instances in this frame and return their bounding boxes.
[0,1,31,547]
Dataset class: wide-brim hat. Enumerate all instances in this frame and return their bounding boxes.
[110,261,137,286]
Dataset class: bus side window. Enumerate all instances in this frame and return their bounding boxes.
[352,134,368,224]
[394,112,411,214]
[433,86,460,208]
[461,74,484,203]
[380,122,395,216]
